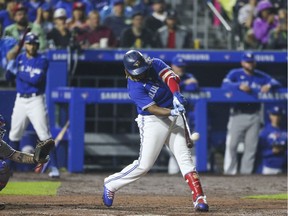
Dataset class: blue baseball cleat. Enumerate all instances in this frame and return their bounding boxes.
[102,186,115,207]
[194,196,209,212]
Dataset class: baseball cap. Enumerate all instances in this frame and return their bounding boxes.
[167,10,177,19]
[13,3,27,14]
[172,56,186,67]
[268,106,285,115]
[132,11,143,18]
[152,0,165,4]
[113,0,124,6]
[41,3,52,11]
[241,52,255,62]
[53,8,67,19]
[256,0,273,16]
[73,2,85,10]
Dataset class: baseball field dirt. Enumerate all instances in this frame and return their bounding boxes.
[0,172,287,215]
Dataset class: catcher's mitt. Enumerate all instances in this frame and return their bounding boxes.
[33,138,55,164]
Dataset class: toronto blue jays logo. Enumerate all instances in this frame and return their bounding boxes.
[133,60,140,67]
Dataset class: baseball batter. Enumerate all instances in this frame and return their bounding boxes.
[102,50,209,212]
[0,114,54,210]
[5,32,57,176]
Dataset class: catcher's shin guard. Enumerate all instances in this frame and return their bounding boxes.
[185,171,209,212]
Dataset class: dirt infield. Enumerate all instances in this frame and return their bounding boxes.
[0,172,287,216]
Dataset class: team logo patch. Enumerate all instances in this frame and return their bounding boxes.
[192,172,199,179]
[133,60,140,67]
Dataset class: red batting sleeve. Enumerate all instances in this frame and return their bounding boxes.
[159,69,180,93]
[167,77,180,93]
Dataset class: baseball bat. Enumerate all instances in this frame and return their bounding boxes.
[181,113,194,148]
[35,121,70,173]
[180,113,200,149]
[15,27,32,57]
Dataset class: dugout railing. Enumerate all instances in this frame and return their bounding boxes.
[48,87,287,173]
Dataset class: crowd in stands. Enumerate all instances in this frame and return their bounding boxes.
[0,0,195,51]
[1,0,286,52]
[218,0,287,50]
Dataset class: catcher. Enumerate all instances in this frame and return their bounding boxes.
[0,114,55,210]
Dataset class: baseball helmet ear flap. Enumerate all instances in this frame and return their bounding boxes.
[123,50,151,76]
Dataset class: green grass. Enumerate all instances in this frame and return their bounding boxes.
[245,193,288,200]
[0,181,61,195]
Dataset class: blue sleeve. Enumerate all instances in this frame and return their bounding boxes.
[18,58,48,85]
[5,60,17,81]
[5,55,20,81]
[128,83,154,111]
[5,69,16,81]
[182,83,198,92]
[257,70,282,90]
[180,74,199,92]
[259,128,274,157]
[151,58,171,76]
[0,11,4,22]
[221,69,241,91]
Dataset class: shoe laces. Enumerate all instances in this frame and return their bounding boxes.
[193,195,207,207]
[106,189,115,200]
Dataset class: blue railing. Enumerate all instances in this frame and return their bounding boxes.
[49,87,287,172]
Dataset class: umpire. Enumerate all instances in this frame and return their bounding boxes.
[221,52,282,175]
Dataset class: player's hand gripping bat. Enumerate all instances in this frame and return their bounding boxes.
[180,113,200,148]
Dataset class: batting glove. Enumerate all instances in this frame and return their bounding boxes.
[173,92,187,109]
[170,105,185,116]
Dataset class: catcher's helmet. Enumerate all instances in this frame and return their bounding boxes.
[0,114,6,139]
[25,32,39,44]
[123,50,151,76]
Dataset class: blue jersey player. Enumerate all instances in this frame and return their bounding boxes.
[5,32,59,178]
[259,106,287,174]
[102,50,209,212]
[221,52,282,175]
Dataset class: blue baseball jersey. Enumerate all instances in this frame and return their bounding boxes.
[0,10,14,30]
[222,68,281,93]
[259,123,287,169]
[6,53,49,95]
[128,58,173,115]
[179,73,198,92]
[222,68,281,112]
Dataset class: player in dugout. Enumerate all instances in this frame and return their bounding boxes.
[102,50,209,212]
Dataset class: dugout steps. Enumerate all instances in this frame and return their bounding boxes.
[84,133,169,172]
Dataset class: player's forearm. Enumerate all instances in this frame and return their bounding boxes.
[147,104,171,116]
[10,151,36,164]
[6,45,20,61]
